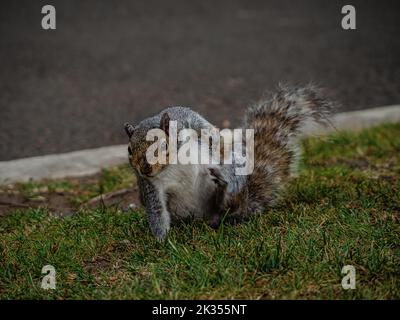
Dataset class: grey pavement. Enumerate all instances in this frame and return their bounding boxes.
[0,0,399,160]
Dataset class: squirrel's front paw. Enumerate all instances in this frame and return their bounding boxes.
[151,225,169,242]
[208,167,228,210]
[148,211,171,242]
[208,167,228,188]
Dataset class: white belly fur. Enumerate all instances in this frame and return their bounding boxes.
[150,163,216,219]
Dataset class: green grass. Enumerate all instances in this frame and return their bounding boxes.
[1,123,399,299]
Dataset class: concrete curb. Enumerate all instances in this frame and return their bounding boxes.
[0,145,127,185]
[1,104,399,185]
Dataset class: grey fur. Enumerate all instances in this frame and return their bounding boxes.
[221,84,335,221]
[137,177,170,240]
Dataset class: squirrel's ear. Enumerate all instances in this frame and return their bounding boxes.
[160,112,170,135]
[124,123,134,138]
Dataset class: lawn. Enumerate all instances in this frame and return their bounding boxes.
[0,123,399,299]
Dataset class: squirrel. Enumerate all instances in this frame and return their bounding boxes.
[124,84,334,240]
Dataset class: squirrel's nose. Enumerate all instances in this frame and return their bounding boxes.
[142,163,152,176]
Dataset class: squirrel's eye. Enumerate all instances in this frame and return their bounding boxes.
[128,146,132,155]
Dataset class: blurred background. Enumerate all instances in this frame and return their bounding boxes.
[0,0,399,160]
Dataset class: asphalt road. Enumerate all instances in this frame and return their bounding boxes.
[0,0,399,160]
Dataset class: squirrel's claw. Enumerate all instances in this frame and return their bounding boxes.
[209,168,228,187]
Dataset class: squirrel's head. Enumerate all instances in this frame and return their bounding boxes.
[124,112,170,178]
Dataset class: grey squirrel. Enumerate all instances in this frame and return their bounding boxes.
[124,84,334,240]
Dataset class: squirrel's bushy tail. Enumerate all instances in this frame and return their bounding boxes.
[232,84,335,217]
